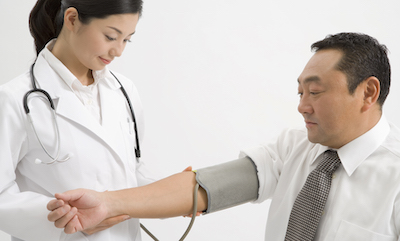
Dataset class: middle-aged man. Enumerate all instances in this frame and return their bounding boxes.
[47,32,400,241]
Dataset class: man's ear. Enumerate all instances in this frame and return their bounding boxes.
[361,76,380,112]
[63,7,80,32]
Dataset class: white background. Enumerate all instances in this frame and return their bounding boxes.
[1,0,399,240]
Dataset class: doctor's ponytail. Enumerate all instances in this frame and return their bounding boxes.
[29,0,143,56]
[29,0,63,55]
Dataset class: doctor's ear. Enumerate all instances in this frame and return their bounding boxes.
[63,7,80,31]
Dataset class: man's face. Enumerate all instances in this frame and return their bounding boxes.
[297,49,365,149]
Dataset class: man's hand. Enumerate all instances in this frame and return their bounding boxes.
[47,169,208,233]
[47,189,115,234]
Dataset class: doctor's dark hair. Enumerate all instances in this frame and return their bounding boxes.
[29,0,143,55]
[311,32,391,107]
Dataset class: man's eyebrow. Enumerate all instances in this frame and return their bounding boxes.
[297,76,321,84]
[107,26,135,36]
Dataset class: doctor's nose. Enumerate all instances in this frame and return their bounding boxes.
[110,43,125,58]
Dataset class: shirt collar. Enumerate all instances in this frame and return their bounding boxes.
[92,68,120,90]
[311,114,390,176]
[40,39,120,91]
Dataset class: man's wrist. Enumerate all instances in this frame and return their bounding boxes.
[104,190,120,218]
[105,189,133,218]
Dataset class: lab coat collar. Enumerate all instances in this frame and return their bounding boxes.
[41,40,78,92]
[311,115,390,176]
[33,52,69,99]
[32,50,127,164]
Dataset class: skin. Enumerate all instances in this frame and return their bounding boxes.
[47,170,208,234]
[47,48,383,235]
[297,49,381,149]
[52,7,138,86]
[45,7,140,234]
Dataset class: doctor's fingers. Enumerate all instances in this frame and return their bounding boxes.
[47,203,74,223]
[48,203,71,222]
[64,214,84,234]
[53,206,79,229]
[47,199,65,211]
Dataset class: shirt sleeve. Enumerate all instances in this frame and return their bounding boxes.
[0,84,63,240]
[239,128,308,203]
[239,143,283,203]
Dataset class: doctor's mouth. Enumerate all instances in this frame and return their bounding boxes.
[99,57,112,65]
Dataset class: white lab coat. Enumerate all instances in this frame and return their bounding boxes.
[0,52,157,241]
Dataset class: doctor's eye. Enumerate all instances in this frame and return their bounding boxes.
[105,35,117,41]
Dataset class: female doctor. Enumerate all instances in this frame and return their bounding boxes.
[0,0,158,240]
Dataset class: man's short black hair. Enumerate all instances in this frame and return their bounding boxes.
[311,33,391,106]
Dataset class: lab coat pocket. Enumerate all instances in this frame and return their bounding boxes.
[334,220,396,241]
[120,119,137,173]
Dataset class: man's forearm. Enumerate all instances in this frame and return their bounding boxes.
[106,171,208,218]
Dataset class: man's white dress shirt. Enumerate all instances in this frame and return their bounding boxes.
[242,115,400,241]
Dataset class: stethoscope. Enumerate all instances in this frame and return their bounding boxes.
[24,63,198,241]
[23,63,141,165]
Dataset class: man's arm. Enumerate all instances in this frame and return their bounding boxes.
[48,171,208,234]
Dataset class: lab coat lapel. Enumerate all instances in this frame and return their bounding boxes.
[98,79,127,159]
[33,56,127,162]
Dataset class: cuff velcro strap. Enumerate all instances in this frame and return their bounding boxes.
[195,156,259,214]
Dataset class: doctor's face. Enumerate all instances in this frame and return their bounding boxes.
[70,13,139,71]
[297,49,365,149]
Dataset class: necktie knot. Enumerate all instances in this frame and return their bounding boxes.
[316,150,341,174]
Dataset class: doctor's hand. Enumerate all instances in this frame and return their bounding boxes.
[47,189,116,234]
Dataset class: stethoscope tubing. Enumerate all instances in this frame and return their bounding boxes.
[25,63,141,164]
[109,71,141,158]
[25,63,196,241]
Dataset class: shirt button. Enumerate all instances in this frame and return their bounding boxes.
[87,99,93,105]
[332,173,336,179]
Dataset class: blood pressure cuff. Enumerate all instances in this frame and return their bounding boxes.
[195,157,259,214]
